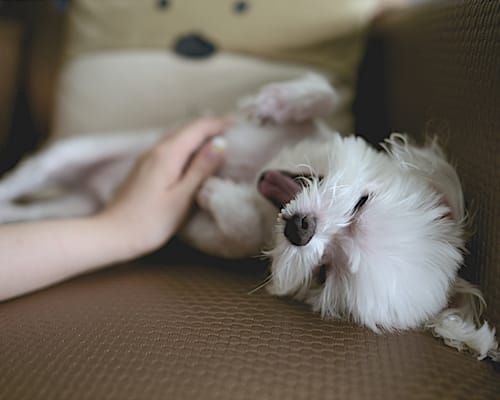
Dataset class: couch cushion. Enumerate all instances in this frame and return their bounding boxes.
[65,0,377,58]
[1,244,499,400]
[53,0,379,138]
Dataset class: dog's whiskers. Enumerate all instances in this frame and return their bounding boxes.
[248,274,273,295]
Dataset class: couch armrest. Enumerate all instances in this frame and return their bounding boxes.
[354,0,500,328]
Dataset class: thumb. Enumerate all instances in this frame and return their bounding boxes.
[175,136,226,198]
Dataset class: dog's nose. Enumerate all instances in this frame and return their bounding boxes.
[284,214,317,246]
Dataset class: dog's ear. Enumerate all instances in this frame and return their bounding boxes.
[426,277,499,360]
[381,134,464,222]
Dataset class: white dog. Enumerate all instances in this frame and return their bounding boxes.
[0,74,497,360]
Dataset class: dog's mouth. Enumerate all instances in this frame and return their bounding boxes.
[258,170,319,209]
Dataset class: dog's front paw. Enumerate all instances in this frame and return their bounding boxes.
[196,177,260,236]
[196,177,215,211]
[197,177,223,212]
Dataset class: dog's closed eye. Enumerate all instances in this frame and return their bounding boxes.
[352,194,369,214]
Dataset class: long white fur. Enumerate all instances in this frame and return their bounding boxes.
[0,73,497,360]
[426,277,498,360]
[263,133,497,359]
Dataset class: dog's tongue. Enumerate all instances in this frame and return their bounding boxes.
[258,170,302,208]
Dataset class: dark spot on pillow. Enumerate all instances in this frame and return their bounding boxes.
[157,0,170,10]
[174,34,216,58]
[233,1,249,14]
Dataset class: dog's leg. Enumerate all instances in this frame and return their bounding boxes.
[0,147,67,202]
[0,142,100,202]
[181,177,270,258]
[0,192,99,223]
[244,73,337,124]
[0,130,163,203]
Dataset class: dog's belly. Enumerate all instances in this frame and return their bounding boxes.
[219,118,324,183]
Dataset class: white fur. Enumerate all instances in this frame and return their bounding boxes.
[0,73,496,359]
[266,135,463,329]
[426,277,498,360]
[264,133,497,359]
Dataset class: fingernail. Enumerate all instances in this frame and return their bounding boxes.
[207,136,227,159]
[211,136,227,149]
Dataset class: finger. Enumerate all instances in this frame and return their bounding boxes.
[160,117,232,156]
[152,117,232,181]
[171,136,226,201]
[174,116,233,147]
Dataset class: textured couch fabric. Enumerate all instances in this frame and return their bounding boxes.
[1,248,499,400]
[1,1,499,399]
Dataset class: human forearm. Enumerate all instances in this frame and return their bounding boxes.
[0,215,145,302]
[0,118,227,302]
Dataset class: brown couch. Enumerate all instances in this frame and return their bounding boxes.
[1,1,499,399]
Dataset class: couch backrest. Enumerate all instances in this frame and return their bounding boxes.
[354,0,500,329]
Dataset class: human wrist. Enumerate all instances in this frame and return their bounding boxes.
[92,211,156,263]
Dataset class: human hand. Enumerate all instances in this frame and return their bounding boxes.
[99,117,229,256]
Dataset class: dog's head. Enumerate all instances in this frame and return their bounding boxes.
[258,133,465,331]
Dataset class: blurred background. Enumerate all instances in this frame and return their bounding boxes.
[0,0,66,173]
[0,0,416,175]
